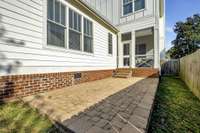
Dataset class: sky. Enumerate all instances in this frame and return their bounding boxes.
[165,0,200,50]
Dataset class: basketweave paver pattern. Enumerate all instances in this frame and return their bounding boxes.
[62,78,158,133]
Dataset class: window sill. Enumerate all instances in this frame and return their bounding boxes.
[44,45,95,57]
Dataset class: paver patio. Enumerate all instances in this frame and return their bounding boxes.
[23,77,158,133]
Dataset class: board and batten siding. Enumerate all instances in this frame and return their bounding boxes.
[0,0,117,76]
[82,0,155,26]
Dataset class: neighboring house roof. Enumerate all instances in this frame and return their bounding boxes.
[67,0,119,34]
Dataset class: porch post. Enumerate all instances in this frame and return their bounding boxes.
[131,31,136,68]
[154,27,160,69]
[118,33,123,68]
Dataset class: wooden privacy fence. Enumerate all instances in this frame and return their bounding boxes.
[180,50,200,100]
[161,59,180,75]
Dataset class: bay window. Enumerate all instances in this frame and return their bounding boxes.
[47,0,94,53]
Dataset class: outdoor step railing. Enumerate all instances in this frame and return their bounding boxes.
[135,54,154,67]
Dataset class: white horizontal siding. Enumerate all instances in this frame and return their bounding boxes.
[0,0,117,76]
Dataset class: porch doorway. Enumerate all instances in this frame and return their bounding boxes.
[123,42,130,67]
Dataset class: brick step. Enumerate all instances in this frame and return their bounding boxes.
[113,69,132,78]
[115,69,132,73]
[113,74,130,78]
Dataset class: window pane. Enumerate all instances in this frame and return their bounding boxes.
[84,18,87,34]
[123,43,130,55]
[55,0,60,23]
[84,18,92,35]
[61,4,66,25]
[74,12,77,30]
[123,58,130,66]
[88,21,92,35]
[47,0,54,20]
[121,32,132,41]
[69,9,81,32]
[69,30,81,50]
[135,0,145,11]
[77,14,81,32]
[84,36,93,53]
[123,3,132,15]
[84,18,93,53]
[108,33,113,54]
[69,9,73,28]
[47,21,65,47]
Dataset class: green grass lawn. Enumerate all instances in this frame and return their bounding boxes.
[149,76,200,133]
[0,101,60,133]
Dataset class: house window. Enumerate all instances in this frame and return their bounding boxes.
[84,18,93,53]
[47,0,66,47]
[123,0,133,15]
[121,32,132,42]
[135,0,145,11]
[69,9,82,51]
[108,33,113,55]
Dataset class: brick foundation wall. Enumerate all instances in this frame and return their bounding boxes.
[0,69,114,100]
[132,68,159,78]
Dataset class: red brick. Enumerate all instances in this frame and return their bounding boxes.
[0,69,114,100]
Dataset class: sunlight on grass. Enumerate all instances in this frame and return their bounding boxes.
[149,76,200,133]
[0,101,60,133]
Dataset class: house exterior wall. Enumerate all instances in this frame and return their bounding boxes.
[117,0,165,69]
[81,0,119,25]
[0,69,113,100]
[82,0,155,26]
[0,0,117,76]
[83,0,165,69]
